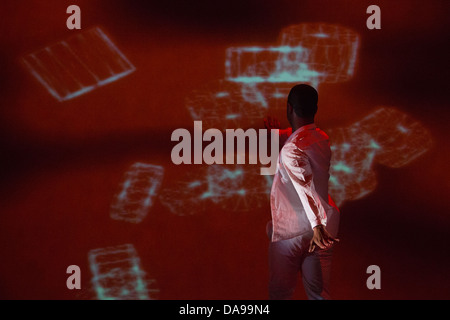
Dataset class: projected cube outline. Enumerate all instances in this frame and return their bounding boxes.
[159,165,273,215]
[328,106,433,206]
[22,27,136,102]
[187,23,360,129]
[161,107,432,214]
[186,80,269,129]
[110,163,164,224]
[277,23,359,84]
[88,244,158,300]
[202,165,273,211]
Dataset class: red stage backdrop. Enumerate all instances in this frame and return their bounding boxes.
[0,0,448,300]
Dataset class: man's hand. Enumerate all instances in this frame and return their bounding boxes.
[308,225,340,252]
[264,116,281,130]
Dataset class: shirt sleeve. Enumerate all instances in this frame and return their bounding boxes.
[281,142,327,229]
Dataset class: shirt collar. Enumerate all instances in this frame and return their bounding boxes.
[286,123,316,142]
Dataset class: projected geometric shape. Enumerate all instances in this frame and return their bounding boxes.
[225,46,320,86]
[172,106,431,211]
[88,244,158,300]
[353,107,433,168]
[110,163,164,223]
[187,23,360,129]
[328,106,433,206]
[203,165,273,211]
[186,80,266,129]
[328,127,378,206]
[278,23,359,83]
[22,27,135,102]
[226,23,359,87]
[158,168,209,216]
[187,81,293,131]
[159,165,272,215]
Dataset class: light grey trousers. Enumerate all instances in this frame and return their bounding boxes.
[268,224,333,300]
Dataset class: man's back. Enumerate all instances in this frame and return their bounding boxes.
[270,123,339,242]
[268,83,340,300]
[288,125,331,200]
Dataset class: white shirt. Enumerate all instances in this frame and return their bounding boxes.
[270,124,340,242]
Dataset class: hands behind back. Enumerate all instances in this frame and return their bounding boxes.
[308,225,340,252]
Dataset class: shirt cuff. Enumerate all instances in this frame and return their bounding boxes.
[310,218,327,229]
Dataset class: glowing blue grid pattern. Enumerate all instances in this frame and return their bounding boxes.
[225,46,321,87]
[22,27,136,102]
[162,107,432,214]
[88,244,158,300]
[186,80,269,129]
[278,23,359,84]
[159,165,272,215]
[110,163,164,224]
[328,107,433,206]
[225,23,359,87]
[186,23,360,129]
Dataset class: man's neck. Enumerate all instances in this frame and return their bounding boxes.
[291,118,315,132]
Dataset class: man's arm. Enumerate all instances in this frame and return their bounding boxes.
[282,143,339,251]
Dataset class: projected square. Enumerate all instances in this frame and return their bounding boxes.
[88,244,158,300]
[110,163,164,224]
[22,27,136,101]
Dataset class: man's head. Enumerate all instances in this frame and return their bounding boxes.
[287,84,318,126]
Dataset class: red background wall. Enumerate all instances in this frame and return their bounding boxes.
[0,0,449,299]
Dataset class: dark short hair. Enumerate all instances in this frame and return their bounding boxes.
[287,84,318,118]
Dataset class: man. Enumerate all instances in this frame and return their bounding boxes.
[266,84,340,300]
